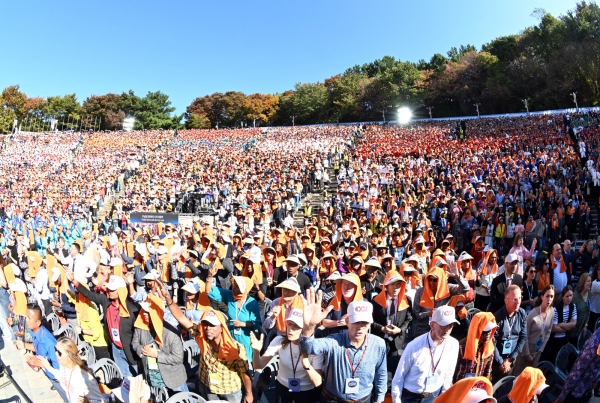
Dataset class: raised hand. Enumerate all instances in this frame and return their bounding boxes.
[301,287,333,333]
[249,331,264,351]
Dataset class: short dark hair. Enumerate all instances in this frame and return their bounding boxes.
[71,242,81,253]
[26,303,42,322]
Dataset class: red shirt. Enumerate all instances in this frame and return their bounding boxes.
[107,302,123,348]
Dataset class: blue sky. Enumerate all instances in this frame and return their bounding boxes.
[0,0,580,114]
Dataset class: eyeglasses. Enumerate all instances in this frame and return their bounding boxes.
[54,347,63,357]
[529,270,537,274]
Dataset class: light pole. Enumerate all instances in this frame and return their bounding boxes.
[473,103,481,118]
[571,92,579,112]
[522,98,530,116]
[291,116,295,127]
[426,106,434,119]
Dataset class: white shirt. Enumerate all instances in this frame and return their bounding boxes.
[63,254,97,283]
[392,332,459,402]
[34,268,51,300]
[264,336,324,391]
[46,365,105,403]
[553,258,567,293]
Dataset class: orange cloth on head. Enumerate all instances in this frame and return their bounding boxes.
[507,367,547,403]
[242,261,263,285]
[373,270,409,311]
[117,286,130,317]
[3,263,16,285]
[480,250,498,275]
[275,295,304,332]
[26,251,42,278]
[330,273,363,311]
[133,294,165,346]
[13,291,27,317]
[77,283,93,322]
[432,376,492,403]
[232,276,254,301]
[398,263,419,288]
[196,309,240,362]
[160,260,170,282]
[463,312,497,360]
[419,267,450,309]
[448,295,467,320]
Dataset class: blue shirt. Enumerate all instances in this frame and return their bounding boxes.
[300,332,387,402]
[30,327,59,380]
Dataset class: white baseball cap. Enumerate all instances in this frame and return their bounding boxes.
[505,253,519,263]
[156,246,168,256]
[201,311,222,326]
[9,278,27,293]
[141,270,159,281]
[457,251,474,262]
[285,308,304,328]
[431,306,459,326]
[326,271,342,281]
[108,258,122,267]
[51,267,61,282]
[182,281,200,294]
[463,384,496,403]
[105,275,127,291]
[347,301,373,324]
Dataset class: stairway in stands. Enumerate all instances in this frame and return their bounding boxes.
[293,166,337,228]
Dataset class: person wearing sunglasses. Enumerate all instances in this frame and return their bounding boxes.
[520,265,538,314]
[30,337,105,403]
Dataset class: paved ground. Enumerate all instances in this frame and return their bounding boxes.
[0,338,60,403]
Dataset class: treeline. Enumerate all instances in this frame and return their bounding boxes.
[1,2,599,132]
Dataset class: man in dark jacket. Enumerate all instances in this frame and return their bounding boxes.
[490,253,523,314]
[66,271,140,377]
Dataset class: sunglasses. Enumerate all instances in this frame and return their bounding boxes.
[55,347,63,357]
[544,262,550,266]
[529,270,537,274]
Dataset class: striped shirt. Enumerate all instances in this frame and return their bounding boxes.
[300,332,387,402]
[552,304,577,338]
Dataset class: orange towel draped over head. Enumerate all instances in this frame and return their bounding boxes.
[480,249,498,275]
[419,266,450,309]
[448,295,467,320]
[134,294,165,346]
[507,367,547,403]
[432,377,493,403]
[373,270,409,311]
[196,309,241,362]
[275,295,304,332]
[232,276,255,301]
[463,312,497,360]
[330,273,363,311]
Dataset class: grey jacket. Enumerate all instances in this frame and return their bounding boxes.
[131,322,187,389]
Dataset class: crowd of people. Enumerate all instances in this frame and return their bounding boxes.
[0,113,600,403]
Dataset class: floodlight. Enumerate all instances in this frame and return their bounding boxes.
[398,107,412,124]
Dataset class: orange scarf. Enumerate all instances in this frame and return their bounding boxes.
[275,295,304,332]
[185,280,211,310]
[551,253,567,273]
[196,309,240,362]
[419,267,450,309]
[242,261,263,285]
[507,367,547,403]
[463,312,497,360]
[77,283,92,322]
[551,217,559,229]
[330,273,363,311]
[480,250,498,275]
[538,271,550,291]
[373,270,409,311]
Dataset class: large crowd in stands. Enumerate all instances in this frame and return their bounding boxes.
[0,113,599,403]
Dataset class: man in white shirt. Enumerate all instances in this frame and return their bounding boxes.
[391,306,460,403]
[551,243,568,298]
[60,243,96,283]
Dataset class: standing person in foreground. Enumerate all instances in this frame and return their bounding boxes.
[299,288,387,403]
[491,285,527,382]
[391,306,460,403]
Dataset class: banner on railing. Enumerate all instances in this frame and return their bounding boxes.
[129,212,179,225]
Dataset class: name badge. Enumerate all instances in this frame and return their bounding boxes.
[464,373,475,378]
[426,374,439,388]
[111,328,121,343]
[534,338,543,351]
[288,378,301,392]
[502,339,514,355]
[209,373,221,385]
[344,378,359,394]
[234,328,242,336]
[147,357,158,370]
[370,292,378,300]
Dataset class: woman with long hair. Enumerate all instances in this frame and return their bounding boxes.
[541,285,577,364]
[250,307,323,403]
[570,272,592,345]
[513,285,555,374]
[31,337,104,403]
